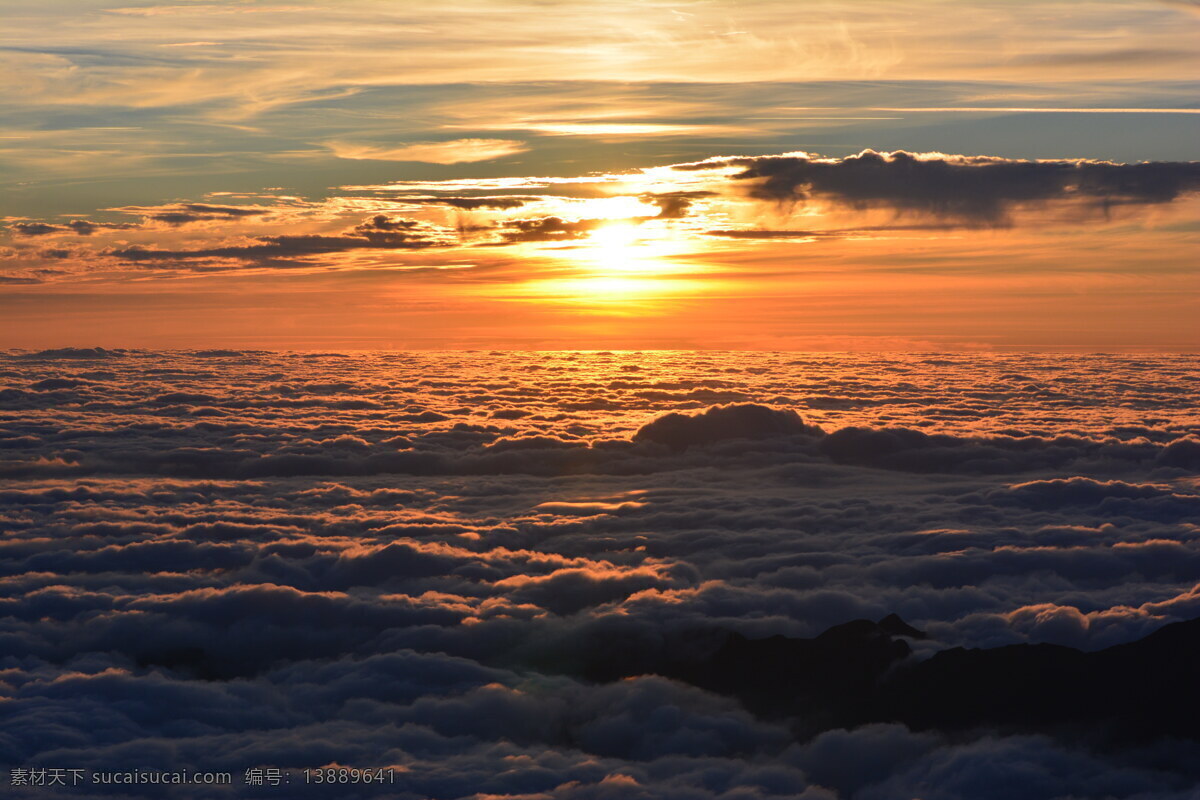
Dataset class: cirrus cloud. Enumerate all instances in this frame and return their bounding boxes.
[323,138,530,164]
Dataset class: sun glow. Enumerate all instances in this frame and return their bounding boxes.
[586,222,644,271]
[574,220,702,276]
[528,275,677,304]
[494,220,712,306]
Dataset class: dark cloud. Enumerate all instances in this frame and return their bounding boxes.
[352,214,421,234]
[8,222,62,236]
[107,216,437,267]
[148,203,273,225]
[640,191,715,219]
[703,150,1200,223]
[29,377,89,390]
[497,216,611,243]
[14,346,123,359]
[180,203,272,217]
[981,477,1200,522]
[8,220,139,236]
[411,196,539,210]
[65,219,140,235]
[633,403,822,451]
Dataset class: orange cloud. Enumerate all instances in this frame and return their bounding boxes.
[323,139,529,164]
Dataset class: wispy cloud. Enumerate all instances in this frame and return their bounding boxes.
[323,139,529,164]
[7,1,1198,119]
[1160,0,1200,13]
[857,107,1200,114]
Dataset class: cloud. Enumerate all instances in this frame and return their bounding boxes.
[4,148,1198,293]
[408,196,539,210]
[4,351,1200,798]
[704,229,825,239]
[8,220,139,237]
[640,191,715,219]
[699,149,1200,223]
[496,216,612,243]
[108,235,432,266]
[351,214,421,234]
[324,138,530,164]
[1161,0,1200,13]
[633,403,822,451]
[104,215,437,268]
[9,223,62,236]
[982,477,1200,522]
[14,346,123,359]
[146,203,272,225]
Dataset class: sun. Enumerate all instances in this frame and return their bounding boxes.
[494,216,712,306]
[575,219,699,276]
[586,221,644,272]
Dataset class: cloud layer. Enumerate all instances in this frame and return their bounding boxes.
[4,150,1198,280]
[2,350,1199,797]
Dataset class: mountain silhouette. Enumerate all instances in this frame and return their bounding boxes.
[564,614,1200,755]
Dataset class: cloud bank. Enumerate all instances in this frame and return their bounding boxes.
[2,351,1199,797]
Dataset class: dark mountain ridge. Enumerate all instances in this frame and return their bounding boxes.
[566,613,1200,757]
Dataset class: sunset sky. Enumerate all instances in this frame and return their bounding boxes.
[1,0,1197,350]
[5,6,1200,797]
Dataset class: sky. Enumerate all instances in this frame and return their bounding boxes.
[3,7,1200,793]
[1,0,1198,350]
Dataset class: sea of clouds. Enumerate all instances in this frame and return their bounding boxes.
[2,349,1198,799]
